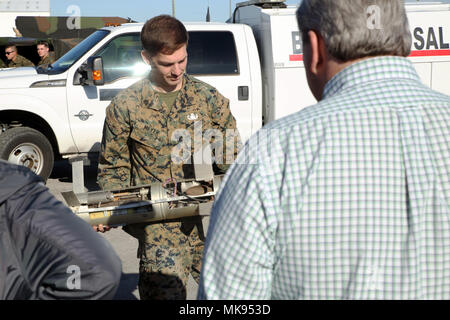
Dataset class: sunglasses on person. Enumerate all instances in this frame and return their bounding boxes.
[5,51,15,55]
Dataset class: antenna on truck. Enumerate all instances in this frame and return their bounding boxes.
[206,6,211,21]
[233,0,287,23]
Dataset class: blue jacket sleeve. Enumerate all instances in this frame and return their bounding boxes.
[6,178,122,300]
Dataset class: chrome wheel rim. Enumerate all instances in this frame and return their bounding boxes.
[8,143,44,174]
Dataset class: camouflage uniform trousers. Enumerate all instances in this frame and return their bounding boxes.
[133,216,205,300]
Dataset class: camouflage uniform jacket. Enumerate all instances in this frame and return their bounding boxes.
[7,55,34,68]
[97,73,241,190]
[37,55,54,67]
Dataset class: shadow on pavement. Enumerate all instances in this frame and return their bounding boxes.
[49,159,100,191]
[114,273,139,300]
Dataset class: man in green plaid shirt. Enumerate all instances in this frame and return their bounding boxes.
[198,0,450,299]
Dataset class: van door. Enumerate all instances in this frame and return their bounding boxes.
[66,32,148,153]
[186,27,259,143]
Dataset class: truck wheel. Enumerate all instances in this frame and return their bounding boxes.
[0,127,54,181]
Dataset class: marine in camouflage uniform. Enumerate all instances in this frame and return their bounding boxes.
[37,41,55,69]
[97,73,241,299]
[37,54,54,68]
[7,54,34,68]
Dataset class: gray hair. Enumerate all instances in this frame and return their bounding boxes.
[296,0,412,61]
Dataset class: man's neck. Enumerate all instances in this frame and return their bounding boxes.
[150,74,183,93]
[326,56,369,84]
[151,84,178,93]
[41,54,48,60]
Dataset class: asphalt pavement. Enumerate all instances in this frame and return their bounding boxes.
[46,159,198,300]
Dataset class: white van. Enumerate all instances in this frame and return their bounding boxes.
[233,0,450,121]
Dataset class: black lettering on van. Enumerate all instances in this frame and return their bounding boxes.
[426,27,438,49]
[292,31,303,54]
[439,27,449,49]
[413,27,424,50]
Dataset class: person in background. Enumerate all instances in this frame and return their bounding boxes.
[0,160,122,299]
[37,41,55,68]
[4,45,34,68]
[96,15,240,300]
[198,0,450,299]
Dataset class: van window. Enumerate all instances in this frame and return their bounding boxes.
[95,33,149,83]
[94,31,239,82]
[45,30,110,75]
[187,31,239,75]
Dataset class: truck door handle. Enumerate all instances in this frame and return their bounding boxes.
[238,86,249,101]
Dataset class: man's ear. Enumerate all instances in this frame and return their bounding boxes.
[307,30,327,76]
[141,50,152,66]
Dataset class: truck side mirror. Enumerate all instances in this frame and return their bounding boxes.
[79,56,105,86]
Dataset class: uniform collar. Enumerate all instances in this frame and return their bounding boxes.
[323,56,421,99]
[146,73,192,92]
[142,74,193,110]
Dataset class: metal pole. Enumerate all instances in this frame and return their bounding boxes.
[230,0,232,20]
[172,0,175,17]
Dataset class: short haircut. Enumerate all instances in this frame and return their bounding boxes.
[141,15,188,56]
[37,41,49,48]
[296,0,412,61]
[5,45,17,51]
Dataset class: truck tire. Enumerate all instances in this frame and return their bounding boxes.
[0,127,54,181]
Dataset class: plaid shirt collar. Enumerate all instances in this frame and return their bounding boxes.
[323,56,421,99]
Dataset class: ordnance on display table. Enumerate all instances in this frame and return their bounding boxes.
[62,175,222,227]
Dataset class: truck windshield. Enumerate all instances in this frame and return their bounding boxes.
[38,30,110,75]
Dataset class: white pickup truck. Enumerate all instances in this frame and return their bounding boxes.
[1,0,449,180]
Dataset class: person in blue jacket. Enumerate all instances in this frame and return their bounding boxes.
[0,160,122,299]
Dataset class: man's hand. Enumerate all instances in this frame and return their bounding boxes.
[93,224,113,233]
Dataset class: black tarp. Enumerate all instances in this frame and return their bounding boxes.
[0,16,134,66]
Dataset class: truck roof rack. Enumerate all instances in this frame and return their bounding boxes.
[233,0,287,23]
[236,0,287,9]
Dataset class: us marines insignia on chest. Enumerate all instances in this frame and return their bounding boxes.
[187,113,199,121]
